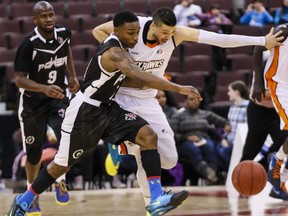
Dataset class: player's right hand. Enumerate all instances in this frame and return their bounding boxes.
[265,27,284,50]
[43,85,64,99]
[179,85,202,101]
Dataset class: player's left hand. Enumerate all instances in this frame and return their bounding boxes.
[265,27,284,50]
[68,76,80,94]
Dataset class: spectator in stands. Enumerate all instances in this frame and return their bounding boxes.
[155,90,178,121]
[274,0,288,25]
[232,0,246,23]
[202,4,233,34]
[218,80,249,171]
[240,0,273,28]
[170,94,229,184]
[173,0,203,27]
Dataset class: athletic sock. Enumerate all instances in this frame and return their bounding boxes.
[276,146,286,161]
[56,173,66,183]
[17,167,55,208]
[141,150,163,200]
[147,176,163,201]
[17,189,38,210]
[143,196,151,207]
[32,167,56,194]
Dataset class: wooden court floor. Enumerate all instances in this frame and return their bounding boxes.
[1,184,288,216]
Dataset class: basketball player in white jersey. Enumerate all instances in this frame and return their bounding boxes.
[251,23,288,200]
[93,7,283,210]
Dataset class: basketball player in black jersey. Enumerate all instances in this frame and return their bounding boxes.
[7,10,201,216]
[12,1,80,215]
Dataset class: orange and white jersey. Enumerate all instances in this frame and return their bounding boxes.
[264,38,288,87]
[118,16,176,98]
[264,38,288,130]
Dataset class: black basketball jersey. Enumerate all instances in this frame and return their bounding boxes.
[80,34,126,104]
[14,26,71,101]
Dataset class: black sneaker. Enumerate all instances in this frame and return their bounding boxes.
[6,195,28,216]
[149,190,188,216]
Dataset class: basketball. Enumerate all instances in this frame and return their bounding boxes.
[231,160,267,196]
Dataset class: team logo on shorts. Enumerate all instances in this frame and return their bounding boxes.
[58,108,65,118]
[25,136,35,145]
[125,113,137,121]
[57,36,64,44]
[73,149,84,159]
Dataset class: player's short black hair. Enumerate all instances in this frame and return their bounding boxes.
[152,7,177,27]
[113,10,138,27]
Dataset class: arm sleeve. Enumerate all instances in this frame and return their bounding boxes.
[197,29,266,48]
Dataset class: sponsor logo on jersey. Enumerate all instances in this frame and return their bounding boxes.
[73,149,84,159]
[125,113,137,121]
[26,136,35,145]
[134,59,164,71]
[162,129,173,136]
[130,51,139,55]
[156,48,163,54]
[38,56,67,72]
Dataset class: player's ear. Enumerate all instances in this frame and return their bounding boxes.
[273,24,288,43]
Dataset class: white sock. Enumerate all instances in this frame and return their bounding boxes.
[56,174,66,183]
[26,181,31,189]
[276,146,287,161]
[143,196,151,207]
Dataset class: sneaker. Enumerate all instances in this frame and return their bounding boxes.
[6,195,28,216]
[269,186,288,201]
[149,190,189,216]
[54,180,69,206]
[27,197,41,216]
[146,206,151,216]
[268,153,283,189]
[105,143,123,176]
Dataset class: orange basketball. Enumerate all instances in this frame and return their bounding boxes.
[231,160,267,196]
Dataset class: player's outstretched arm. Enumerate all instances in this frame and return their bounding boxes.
[105,47,202,101]
[175,25,284,49]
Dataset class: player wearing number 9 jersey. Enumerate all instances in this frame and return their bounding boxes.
[13,1,80,214]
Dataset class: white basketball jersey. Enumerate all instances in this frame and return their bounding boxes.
[264,37,288,86]
[118,16,176,98]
